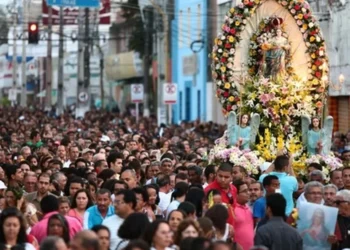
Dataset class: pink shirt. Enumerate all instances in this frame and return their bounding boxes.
[67,209,84,226]
[234,203,254,250]
[30,211,82,243]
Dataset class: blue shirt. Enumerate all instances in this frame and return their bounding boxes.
[253,197,266,219]
[84,205,115,229]
[259,172,297,216]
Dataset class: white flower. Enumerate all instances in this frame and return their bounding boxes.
[316,36,321,42]
[308,22,314,28]
[302,8,306,13]
[243,19,247,24]
[217,81,222,86]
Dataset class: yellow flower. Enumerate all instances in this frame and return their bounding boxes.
[312,65,317,71]
[230,8,235,13]
[312,79,319,85]
[218,40,223,46]
[228,96,234,102]
[298,13,303,19]
[302,24,308,30]
[224,82,230,89]
[281,109,289,116]
[310,36,316,42]
[277,136,284,151]
[235,21,241,26]
[214,38,218,45]
[311,53,316,59]
[221,66,227,73]
[228,36,235,43]
[212,53,216,59]
[223,52,229,58]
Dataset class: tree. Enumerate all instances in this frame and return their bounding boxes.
[110,0,153,56]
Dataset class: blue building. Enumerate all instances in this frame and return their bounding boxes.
[172,0,208,123]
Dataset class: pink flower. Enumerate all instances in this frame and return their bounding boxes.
[259,94,271,105]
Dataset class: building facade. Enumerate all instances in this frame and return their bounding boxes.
[172,0,208,123]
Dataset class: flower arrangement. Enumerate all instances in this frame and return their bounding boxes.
[209,134,265,176]
[304,153,343,181]
[212,0,328,116]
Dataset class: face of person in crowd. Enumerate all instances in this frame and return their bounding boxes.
[70,147,80,161]
[22,148,31,159]
[24,175,37,193]
[237,184,250,205]
[305,186,323,204]
[120,170,137,189]
[147,188,157,205]
[69,183,83,197]
[161,161,173,175]
[188,170,201,184]
[310,174,324,184]
[265,179,280,194]
[342,169,350,189]
[232,166,244,182]
[5,191,16,207]
[114,183,126,195]
[48,218,64,237]
[20,164,30,174]
[111,158,123,174]
[150,165,160,177]
[153,222,172,249]
[97,193,111,214]
[83,152,93,163]
[30,158,38,167]
[114,194,132,218]
[3,216,21,241]
[59,202,70,216]
[182,225,199,239]
[96,229,110,250]
[216,170,232,190]
[57,175,68,191]
[336,198,350,217]
[13,168,24,183]
[57,146,66,159]
[323,188,337,207]
[249,183,263,202]
[76,192,89,210]
[129,141,138,151]
[38,176,50,195]
[168,211,184,232]
[169,175,176,189]
[135,193,146,212]
[342,151,350,161]
[0,167,5,180]
[330,170,343,189]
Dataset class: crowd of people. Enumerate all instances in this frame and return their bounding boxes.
[0,107,349,250]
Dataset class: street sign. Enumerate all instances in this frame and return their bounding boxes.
[78,91,89,103]
[47,0,100,7]
[8,88,17,102]
[163,83,177,104]
[131,84,144,103]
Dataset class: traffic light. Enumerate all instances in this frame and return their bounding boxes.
[28,22,39,44]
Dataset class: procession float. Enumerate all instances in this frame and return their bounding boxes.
[209,0,343,180]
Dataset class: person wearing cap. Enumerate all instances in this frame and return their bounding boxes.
[82,148,94,164]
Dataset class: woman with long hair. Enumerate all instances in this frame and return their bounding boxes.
[173,219,203,246]
[68,189,94,226]
[144,185,162,219]
[4,188,38,232]
[143,220,173,250]
[0,207,36,250]
[47,214,70,244]
[167,209,186,234]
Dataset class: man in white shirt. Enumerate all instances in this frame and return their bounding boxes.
[103,189,136,250]
[157,174,173,213]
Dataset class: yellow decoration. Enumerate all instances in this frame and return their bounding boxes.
[277,135,284,151]
[235,21,241,26]
[220,66,227,73]
[311,53,316,59]
[302,24,308,30]
[224,82,231,89]
[228,36,235,43]
[298,13,303,19]
[228,96,235,102]
[310,36,316,42]
[229,8,235,13]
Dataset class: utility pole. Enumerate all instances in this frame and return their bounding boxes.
[20,0,27,107]
[11,0,18,106]
[84,8,90,93]
[76,8,85,118]
[45,5,53,110]
[143,9,150,117]
[57,6,64,115]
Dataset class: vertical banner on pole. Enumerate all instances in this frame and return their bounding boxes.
[131,84,144,122]
[163,83,178,124]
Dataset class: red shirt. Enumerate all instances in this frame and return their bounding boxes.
[204,180,237,226]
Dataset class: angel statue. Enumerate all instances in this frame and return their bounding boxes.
[228,112,260,150]
[261,17,291,80]
[301,115,334,155]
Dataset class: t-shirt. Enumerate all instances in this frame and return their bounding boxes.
[253,197,266,219]
[259,172,297,216]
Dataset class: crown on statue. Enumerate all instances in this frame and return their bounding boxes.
[272,17,284,29]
